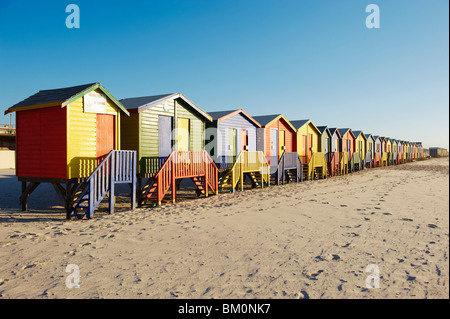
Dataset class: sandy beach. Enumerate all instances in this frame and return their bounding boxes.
[0,158,448,299]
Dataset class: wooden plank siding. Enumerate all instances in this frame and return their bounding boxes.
[123,98,206,175]
[213,113,258,160]
[16,106,67,179]
[264,119,295,157]
[319,129,332,154]
[67,89,121,179]
[296,122,320,163]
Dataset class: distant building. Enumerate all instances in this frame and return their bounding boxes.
[429,147,449,158]
[0,125,15,150]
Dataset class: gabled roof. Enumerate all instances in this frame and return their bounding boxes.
[337,128,356,139]
[352,130,367,141]
[120,93,212,122]
[207,109,261,127]
[316,126,332,137]
[251,114,282,126]
[5,82,129,116]
[120,94,174,109]
[328,128,342,138]
[289,119,321,135]
[251,114,296,132]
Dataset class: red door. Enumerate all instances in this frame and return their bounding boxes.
[97,114,115,163]
[240,130,248,152]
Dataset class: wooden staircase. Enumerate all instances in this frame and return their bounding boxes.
[272,152,302,186]
[219,151,270,192]
[70,150,137,219]
[364,152,373,168]
[381,153,388,166]
[139,151,218,206]
[351,152,362,172]
[302,152,327,180]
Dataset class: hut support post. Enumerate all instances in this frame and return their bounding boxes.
[20,181,40,211]
[239,161,244,191]
[21,181,27,211]
[171,160,176,203]
[65,181,73,220]
[204,156,208,198]
[109,151,115,214]
[131,153,137,210]
[51,183,67,208]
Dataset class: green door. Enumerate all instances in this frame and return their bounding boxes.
[229,129,237,157]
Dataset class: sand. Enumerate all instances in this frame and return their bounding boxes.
[0,158,448,299]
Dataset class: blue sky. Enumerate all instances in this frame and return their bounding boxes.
[0,0,448,148]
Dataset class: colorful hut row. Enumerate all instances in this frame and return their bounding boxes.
[5,83,426,219]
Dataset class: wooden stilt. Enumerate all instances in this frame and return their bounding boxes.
[65,181,72,220]
[20,181,40,211]
[171,161,176,203]
[51,183,67,207]
[21,181,27,211]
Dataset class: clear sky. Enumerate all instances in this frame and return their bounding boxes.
[0,0,448,148]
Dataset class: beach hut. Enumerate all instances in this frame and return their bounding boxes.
[412,142,418,161]
[316,126,333,177]
[325,128,342,176]
[291,119,327,180]
[373,136,382,167]
[364,134,375,168]
[119,93,218,206]
[380,137,388,166]
[385,137,393,165]
[391,139,398,165]
[415,142,424,160]
[252,114,301,184]
[351,130,367,172]
[4,83,137,219]
[397,140,405,164]
[405,141,411,162]
[329,128,350,175]
[337,128,356,173]
[205,109,270,191]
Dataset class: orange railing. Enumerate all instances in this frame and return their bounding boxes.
[148,151,218,205]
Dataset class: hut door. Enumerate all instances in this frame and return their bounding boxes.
[302,135,307,157]
[159,116,173,157]
[96,114,115,162]
[240,130,248,152]
[279,130,285,159]
[307,134,313,161]
[229,129,237,157]
[270,129,278,159]
[177,118,190,151]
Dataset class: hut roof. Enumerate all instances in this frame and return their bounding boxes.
[328,128,343,138]
[352,130,367,141]
[251,114,296,131]
[316,126,332,136]
[337,128,356,139]
[120,93,212,122]
[5,82,129,116]
[207,109,261,127]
